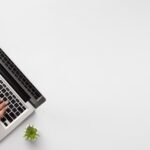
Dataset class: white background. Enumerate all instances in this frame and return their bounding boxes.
[0,0,150,149]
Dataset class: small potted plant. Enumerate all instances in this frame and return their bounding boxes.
[24,124,39,141]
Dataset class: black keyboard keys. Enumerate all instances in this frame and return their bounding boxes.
[12,108,17,112]
[15,111,20,116]
[5,92,9,96]
[0,79,26,127]
[14,103,19,107]
[8,96,12,100]
[4,122,8,126]
[18,107,23,113]
[9,104,13,109]
[3,97,7,101]
[5,113,13,123]
[9,112,16,120]
[1,117,6,122]
[6,108,11,113]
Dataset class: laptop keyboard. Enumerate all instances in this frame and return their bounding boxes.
[0,79,26,127]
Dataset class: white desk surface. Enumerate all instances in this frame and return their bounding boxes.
[0,0,150,149]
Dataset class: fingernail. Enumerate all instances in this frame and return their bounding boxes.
[5,101,8,104]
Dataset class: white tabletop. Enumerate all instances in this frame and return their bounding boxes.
[0,0,150,149]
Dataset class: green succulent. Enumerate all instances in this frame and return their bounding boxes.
[24,124,39,141]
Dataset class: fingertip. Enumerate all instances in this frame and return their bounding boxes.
[5,101,8,105]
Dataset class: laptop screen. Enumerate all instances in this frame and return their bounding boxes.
[0,64,30,102]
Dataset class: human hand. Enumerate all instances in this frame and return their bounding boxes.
[0,100,8,119]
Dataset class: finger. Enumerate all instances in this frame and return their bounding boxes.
[0,107,7,119]
[0,101,8,110]
[0,99,3,104]
[0,99,7,104]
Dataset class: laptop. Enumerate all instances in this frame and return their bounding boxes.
[0,48,46,141]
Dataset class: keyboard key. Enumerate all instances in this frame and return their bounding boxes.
[4,122,8,126]
[6,108,11,113]
[14,103,19,107]
[3,97,7,101]
[9,91,13,95]
[18,107,23,113]
[11,100,15,104]
[5,92,9,96]
[8,96,12,100]
[6,88,9,91]
[1,117,6,122]
[15,111,20,116]
[2,89,6,93]
[12,108,17,112]
[9,112,16,119]
[22,106,26,110]
[0,94,4,98]
[5,113,13,122]
[12,95,16,99]
[9,104,13,109]
[19,102,23,106]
